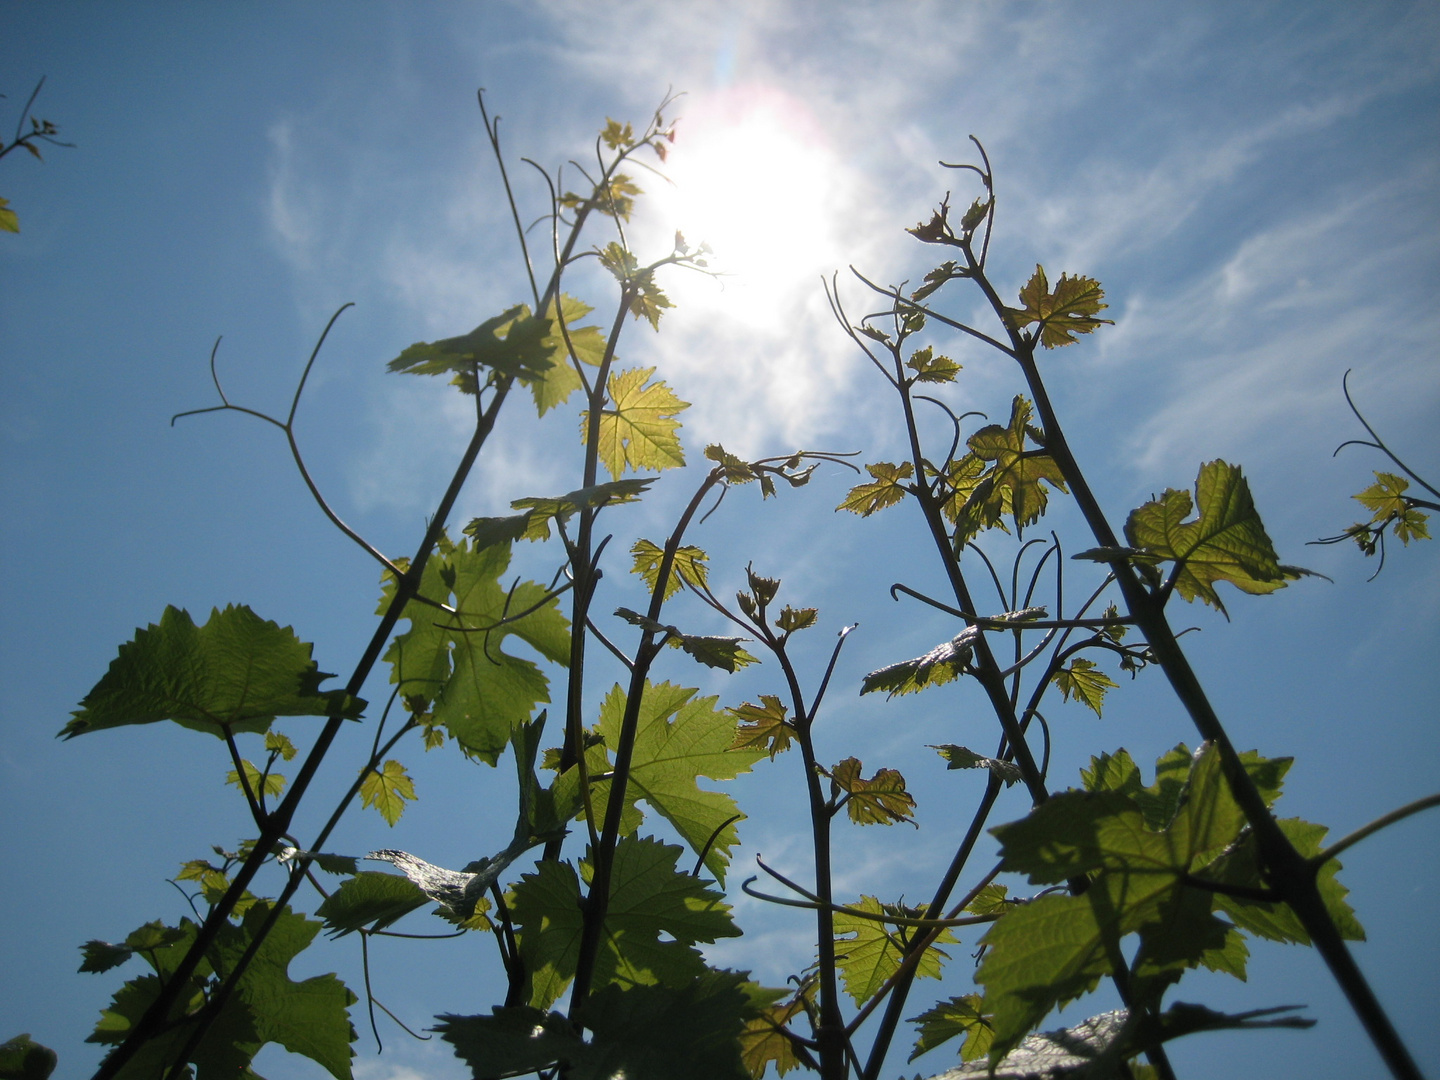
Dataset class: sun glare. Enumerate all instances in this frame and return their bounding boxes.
[647,87,847,327]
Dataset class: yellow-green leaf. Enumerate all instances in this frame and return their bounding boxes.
[226,759,286,799]
[829,757,916,826]
[962,396,1068,534]
[837,462,913,516]
[1053,658,1118,717]
[583,367,689,480]
[905,346,960,384]
[1124,460,1312,617]
[833,896,953,1005]
[359,760,416,826]
[908,993,994,1063]
[729,695,793,759]
[631,539,708,600]
[0,197,18,234]
[1003,264,1114,348]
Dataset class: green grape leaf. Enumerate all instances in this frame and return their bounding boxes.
[436,1007,585,1078]
[472,477,655,548]
[64,604,361,740]
[226,759,285,800]
[208,903,358,1079]
[1124,460,1313,617]
[613,609,758,673]
[630,539,709,600]
[908,993,994,1063]
[729,695,794,759]
[964,883,1013,917]
[573,970,757,1080]
[979,743,1288,1059]
[585,682,766,880]
[738,983,810,1078]
[510,837,741,1009]
[387,304,552,392]
[582,366,689,480]
[265,731,298,760]
[861,627,978,698]
[88,906,356,1080]
[775,606,818,635]
[935,453,989,530]
[837,461,913,516]
[525,294,606,416]
[177,859,231,897]
[833,897,954,1005]
[1354,471,1431,545]
[359,759,416,826]
[1003,265,1113,348]
[828,757,916,826]
[1206,817,1364,945]
[0,198,19,234]
[79,941,136,975]
[0,1034,56,1080]
[905,346,961,384]
[380,532,570,764]
[931,744,1022,785]
[911,260,963,302]
[602,118,635,148]
[1053,658,1118,717]
[961,396,1067,534]
[705,443,759,484]
[316,871,429,937]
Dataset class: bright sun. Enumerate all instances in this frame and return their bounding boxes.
[647,86,847,326]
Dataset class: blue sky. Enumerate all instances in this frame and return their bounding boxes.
[3,3,1438,1078]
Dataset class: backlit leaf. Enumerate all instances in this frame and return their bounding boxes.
[387,304,551,392]
[961,396,1067,535]
[631,539,709,600]
[833,896,953,1005]
[1353,471,1431,546]
[862,627,978,698]
[380,532,570,764]
[226,759,285,799]
[87,905,356,1080]
[908,993,994,1063]
[64,605,361,740]
[0,198,18,234]
[510,837,741,1009]
[705,443,759,484]
[729,695,794,759]
[1053,658,1118,716]
[837,461,913,516]
[738,983,810,1078]
[931,744,1021,785]
[574,970,758,1080]
[774,606,818,635]
[979,744,1295,1059]
[265,731,298,760]
[906,346,961,384]
[581,682,766,880]
[316,871,429,937]
[437,1007,584,1078]
[613,609,758,673]
[583,366,689,480]
[359,759,416,826]
[828,757,916,825]
[1003,265,1113,349]
[1125,460,1312,616]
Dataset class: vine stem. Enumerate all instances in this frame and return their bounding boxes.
[92,375,516,1080]
[955,243,1425,1080]
[567,469,722,1013]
